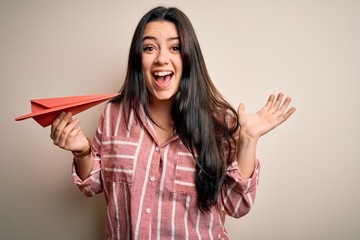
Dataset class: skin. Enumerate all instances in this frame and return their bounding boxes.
[236,93,296,178]
[50,21,296,180]
[141,21,183,145]
[142,21,183,103]
[50,112,92,180]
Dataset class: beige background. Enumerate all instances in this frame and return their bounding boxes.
[1,0,359,239]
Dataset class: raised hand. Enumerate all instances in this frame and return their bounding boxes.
[50,112,89,153]
[237,93,296,142]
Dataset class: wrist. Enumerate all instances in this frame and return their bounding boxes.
[239,130,259,145]
[72,138,92,160]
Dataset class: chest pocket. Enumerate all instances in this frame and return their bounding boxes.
[173,144,198,196]
[101,136,138,184]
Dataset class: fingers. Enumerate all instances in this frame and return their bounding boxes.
[264,94,275,110]
[239,92,295,121]
[278,106,296,125]
[270,93,296,123]
[276,96,292,115]
[51,112,71,142]
[272,92,284,111]
[50,111,65,139]
[262,92,295,120]
[57,119,81,149]
[264,92,290,112]
[264,92,284,112]
[50,112,80,149]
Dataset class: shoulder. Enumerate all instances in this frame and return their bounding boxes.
[101,101,122,117]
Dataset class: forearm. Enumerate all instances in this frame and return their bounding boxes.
[74,154,94,180]
[236,137,257,179]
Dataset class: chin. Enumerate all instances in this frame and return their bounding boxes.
[152,93,176,102]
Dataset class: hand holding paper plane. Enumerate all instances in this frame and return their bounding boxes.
[15,93,119,127]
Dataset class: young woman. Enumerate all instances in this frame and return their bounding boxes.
[50,6,295,239]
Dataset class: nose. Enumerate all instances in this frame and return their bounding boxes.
[155,48,169,65]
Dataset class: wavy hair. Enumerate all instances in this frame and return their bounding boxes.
[111,6,239,211]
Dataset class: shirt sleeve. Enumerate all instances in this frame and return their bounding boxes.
[219,159,260,218]
[71,113,104,197]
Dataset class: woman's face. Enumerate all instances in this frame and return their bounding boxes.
[142,21,183,103]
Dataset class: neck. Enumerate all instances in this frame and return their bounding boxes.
[149,97,174,129]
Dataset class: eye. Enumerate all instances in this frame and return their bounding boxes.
[171,45,181,52]
[143,45,156,52]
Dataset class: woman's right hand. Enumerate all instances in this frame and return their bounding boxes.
[50,112,89,153]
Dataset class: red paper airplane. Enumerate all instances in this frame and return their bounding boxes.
[15,93,119,127]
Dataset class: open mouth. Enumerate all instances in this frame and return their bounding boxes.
[153,71,174,88]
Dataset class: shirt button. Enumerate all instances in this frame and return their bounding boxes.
[155,146,160,152]
[150,176,155,182]
[145,208,151,214]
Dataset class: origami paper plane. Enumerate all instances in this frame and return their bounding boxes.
[15,93,119,127]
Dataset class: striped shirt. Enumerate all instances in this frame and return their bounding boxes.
[72,102,260,240]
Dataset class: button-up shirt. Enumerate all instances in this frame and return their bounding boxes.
[72,102,260,240]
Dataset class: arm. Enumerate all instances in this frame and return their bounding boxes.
[50,112,93,180]
[236,93,296,178]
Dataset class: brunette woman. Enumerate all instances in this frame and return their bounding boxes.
[51,6,295,239]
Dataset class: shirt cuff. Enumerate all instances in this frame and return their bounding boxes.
[226,160,260,194]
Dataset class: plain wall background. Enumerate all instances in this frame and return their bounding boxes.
[1,0,359,239]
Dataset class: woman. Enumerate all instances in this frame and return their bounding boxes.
[51,6,295,239]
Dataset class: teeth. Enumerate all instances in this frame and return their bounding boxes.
[153,71,172,76]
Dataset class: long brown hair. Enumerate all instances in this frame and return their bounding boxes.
[112,6,239,211]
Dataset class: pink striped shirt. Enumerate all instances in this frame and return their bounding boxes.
[72,102,260,240]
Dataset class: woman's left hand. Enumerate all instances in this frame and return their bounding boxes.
[237,92,296,142]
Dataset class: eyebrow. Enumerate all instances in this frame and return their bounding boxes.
[142,36,180,42]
